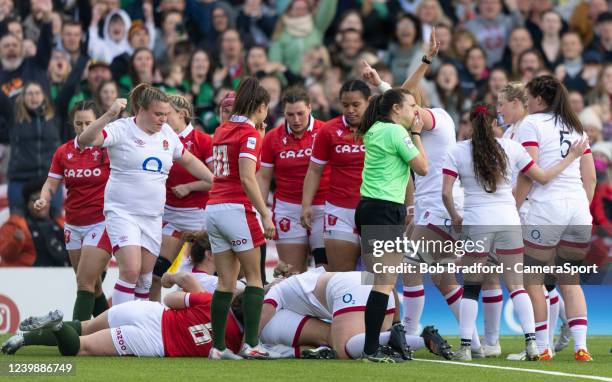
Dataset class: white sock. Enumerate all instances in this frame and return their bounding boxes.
[568,317,588,351]
[558,295,567,325]
[345,332,391,359]
[445,287,480,349]
[459,298,478,346]
[548,289,560,346]
[535,321,549,353]
[266,344,297,359]
[402,285,425,335]
[510,289,535,335]
[135,272,152,300]
[112,279,135,305]
[482,289,503,346]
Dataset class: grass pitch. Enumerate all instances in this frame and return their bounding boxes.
[1,335,611,382]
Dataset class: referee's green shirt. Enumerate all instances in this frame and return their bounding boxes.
[360,121,420,204]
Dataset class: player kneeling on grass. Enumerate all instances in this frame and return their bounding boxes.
[259,266,453,361]
[1,277,243,358]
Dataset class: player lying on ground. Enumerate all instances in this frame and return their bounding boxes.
[1,277,243,358]
[259,267,453,361]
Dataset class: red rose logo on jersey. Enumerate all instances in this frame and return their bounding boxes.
[163,140,169,150]
[0,295,20,334]
[327,215,338,226]
[279,218,291,232]
[64,230,71,244]
[134,139,145,146]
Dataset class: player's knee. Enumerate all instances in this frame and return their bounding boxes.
[462,284,481,301]
[119,269,140,284]
[555,256,583,268]
[153,257,172,278]
[76,275,96,292]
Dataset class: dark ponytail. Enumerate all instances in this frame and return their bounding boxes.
[470,103,508,193]
[526,75,583,134]
[339,79,371,100]
[182,231,211,266]
[231,76,271,118]
[358,88,411,135]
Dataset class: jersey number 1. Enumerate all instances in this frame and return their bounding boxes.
[213,145,229,176]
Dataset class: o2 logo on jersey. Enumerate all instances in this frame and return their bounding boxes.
[231,238,248,247]
[342,293,355,305]
[189,323,212,346]
[142,157,163,173]
[530,229,541,241]
[163,140,169,151]
[279,218,291,232]
[64,230,72,244]
[279,148,312,159]
[335,144,365,154]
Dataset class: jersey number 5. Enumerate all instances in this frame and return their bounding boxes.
[213,145,229,176]
[559,130,572,158]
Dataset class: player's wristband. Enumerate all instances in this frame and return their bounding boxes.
[422,55,432,65]
[406,205,414,215]
[377,81,392,93]
[411,132,422,137]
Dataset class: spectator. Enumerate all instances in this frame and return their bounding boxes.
[586,63,612,141]
[516,48,545,83]
[246,44,297,87]
[568,89,586,114]
[556,31,588,93]
[481,67,509,103]
[0,0,16,22]
[416,0,451,44]
[465,0,523,67]
[459,46,489,99]
[328,1,394,51]
[156,60,185,94]
[426,61,471,127]
[0,5,52,97]
[589,142,612,256]
[259,73,283,128]
[306,81,331,121]
[47,49,71,100]
[582,50,604,88]
[59,20,84,65]
[501,27,534,77]
[93,79,118,113]
[110,17,155,81]
[300,44,331,87]
[212,29,244,89]
[332,10,363,47]
[450,27,478,64]
[569,0,608,47]
[201,2,236,53]
[118,47,157,96]
[589,11,612,62]
[536,10,564,69]
[153,10,186,61]
[268,0,338,75]
[457,109,472,139]
[183,49,216,133]
[429,23,457,73]
[23,0,53,43]
[87,3,132,63]
[331,28,364,79]
[382,13,422,86]
[523,0,555,44]
[580,107,603,145]
[68,60,112,111]
[0,178,68,267]
[236,0,277,49]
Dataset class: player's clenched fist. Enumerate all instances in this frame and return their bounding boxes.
[109,98,127,117]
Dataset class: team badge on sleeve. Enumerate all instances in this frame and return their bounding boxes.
[247,137,257,149]
[404,136,414,149]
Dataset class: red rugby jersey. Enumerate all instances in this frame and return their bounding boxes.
[310,116,365,209]
[261,117,330,205]
[207,116,262,207]
[165,124,213,208]
[48,140,109,226]
[161,292,242,357]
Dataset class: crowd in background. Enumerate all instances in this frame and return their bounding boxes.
[0,0,610,266]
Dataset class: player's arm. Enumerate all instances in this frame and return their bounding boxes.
[163,291,189,309]
[240,158,275,239]
[161,272,204,293]
[77,98,126,148]
[515,146,538,209]
[580,153,596,203]
[442,173,462,230]
[256,166,274,205]
[33,177,62,211]
[175,151,214,189]
[524,139,588,185]
[300,161,324,229]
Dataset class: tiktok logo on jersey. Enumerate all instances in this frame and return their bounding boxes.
[142,157,163,173]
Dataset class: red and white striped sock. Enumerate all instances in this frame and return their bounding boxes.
[459,298,478,346]
[482,289,503,346]
[568,317,588,351]
[535,321,549,353]
[445,287,480,349]
[112,279,135,305]
[134,272,152,301]
[510,289,535,335]
[548,289,561,346]
[402,285,425,335]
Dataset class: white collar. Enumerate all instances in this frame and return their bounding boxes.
[73,138,91,151]
[286,115,314,136]
[178,123,194,138]
[230,115,256,127]
[342,115,349,128]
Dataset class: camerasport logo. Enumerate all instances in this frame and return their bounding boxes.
[0,295,20,334]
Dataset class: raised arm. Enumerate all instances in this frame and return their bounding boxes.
[77,98,126,148]
[161,271,204,293]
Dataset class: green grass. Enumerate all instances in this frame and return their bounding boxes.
[1,335,611,381]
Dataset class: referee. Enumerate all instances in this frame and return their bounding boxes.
[355,88,428,362]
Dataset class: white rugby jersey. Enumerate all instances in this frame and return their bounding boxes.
[102,117,184,216]
[443,138,533,225]
[414,108,463,217]
[517,113,589,202]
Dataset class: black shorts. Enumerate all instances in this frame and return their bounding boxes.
[355,197,406,252]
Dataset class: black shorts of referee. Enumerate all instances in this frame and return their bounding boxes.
[355,197,407,255]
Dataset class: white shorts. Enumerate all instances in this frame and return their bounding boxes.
[273,199,324,249]
[264,269,330,320]
[64,221,111,253]
[162,206,207,238]
[108,300,165,357]
[325,272,395,317]
[463,226,524,257]
[324,202,359,244]
[105,210,162,256]
[523,198,592,249]
[415,209,457,242]
[205,203,265,253]
[519,200,530,225]
[260,309,311,351]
